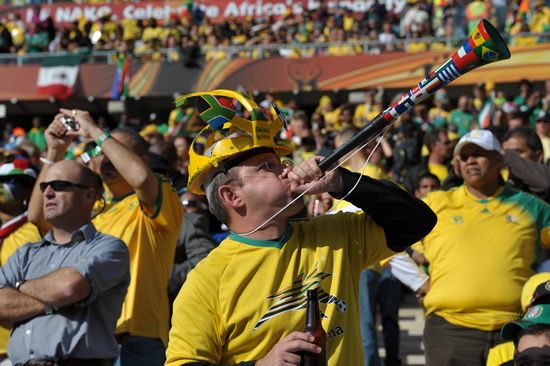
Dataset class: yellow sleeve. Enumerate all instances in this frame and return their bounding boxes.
[166,260,225,365]
[145,178,184,231]
[542,227,550,249]
[354,213,398,269]
[486,342,514,366]
[1,222,41,264]
[538,197,550,248]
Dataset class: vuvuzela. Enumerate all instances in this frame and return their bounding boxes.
[319,19,511,171]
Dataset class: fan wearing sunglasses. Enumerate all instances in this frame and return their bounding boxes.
[0,160,130,366]
[27,109,183,366]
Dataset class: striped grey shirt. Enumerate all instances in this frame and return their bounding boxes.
[0,223,130,365]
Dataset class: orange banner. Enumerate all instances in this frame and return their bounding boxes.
[195,44,550,92]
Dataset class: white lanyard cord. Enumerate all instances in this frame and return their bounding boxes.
[235,125,392,237]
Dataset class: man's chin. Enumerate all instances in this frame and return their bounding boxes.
[286,199,305,216]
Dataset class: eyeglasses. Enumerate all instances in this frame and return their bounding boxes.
[255,157,294,172]
[39,180,91,193]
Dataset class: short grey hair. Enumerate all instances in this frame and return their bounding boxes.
[205,167,242,225]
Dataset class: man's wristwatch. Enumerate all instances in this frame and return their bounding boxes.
[44,304,56,315]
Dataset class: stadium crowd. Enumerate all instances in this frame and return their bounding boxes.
[0,0,549,61]
[1,76,550,366]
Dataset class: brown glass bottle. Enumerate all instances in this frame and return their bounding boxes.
[300,288,327,366]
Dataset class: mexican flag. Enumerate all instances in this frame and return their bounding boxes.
[478,91,495,129]
[36,55,80,101]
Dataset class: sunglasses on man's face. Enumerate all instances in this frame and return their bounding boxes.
[39,180,91,193]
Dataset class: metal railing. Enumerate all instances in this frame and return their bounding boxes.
[0,31,547,65]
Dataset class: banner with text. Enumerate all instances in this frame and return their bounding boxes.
[0,0,407,25]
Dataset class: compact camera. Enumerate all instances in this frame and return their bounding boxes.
[60,116,80,131]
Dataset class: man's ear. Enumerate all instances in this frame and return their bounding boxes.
[535,150,544,164]
[218,184,243,209]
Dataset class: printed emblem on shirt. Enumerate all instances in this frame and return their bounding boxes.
[128,201,139,211]
[505,215,520,225]
[480,208,490,214]
[253,262,347,332]
[452,215,464,224]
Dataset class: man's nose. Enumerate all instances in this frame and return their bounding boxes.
[464,155,478,164]
[43,184,55,197]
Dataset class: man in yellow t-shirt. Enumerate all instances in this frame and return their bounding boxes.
[165,92,437,366]
[28,110,183,366]
[0,158,41,363]
[414,130,550,366]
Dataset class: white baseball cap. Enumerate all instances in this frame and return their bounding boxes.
[454,129,503,156]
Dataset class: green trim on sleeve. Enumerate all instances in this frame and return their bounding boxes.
[229,226,293,249]
[148,175,164,219]
[498,186,550,255]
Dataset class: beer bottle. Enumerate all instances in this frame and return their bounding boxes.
[301,288,327,366]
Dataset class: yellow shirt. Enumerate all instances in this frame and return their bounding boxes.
[414,186,550,331]
[121,19,141,41]
[427,162,449,183]
[0,221,41,355]
[166,212,396,366]
[92,178,183,345]
[141,26,162,42]
[327,44,353,56]
[354,104,380,125]
[407,42,428,53]
[539,134,550,163]
[486,341,514,366]
[530,8,550,33]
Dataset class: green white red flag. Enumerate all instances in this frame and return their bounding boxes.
[36,55,80,101]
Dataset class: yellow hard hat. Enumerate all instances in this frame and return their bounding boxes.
[140,124,159,137]
[175,89,293,195]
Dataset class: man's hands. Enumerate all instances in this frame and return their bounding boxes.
[45,114,75,160]
[416,279,430,305]
[58,108,103,142]
[44,108,103,162]
[284,156,342,196]
[256,332,322,366]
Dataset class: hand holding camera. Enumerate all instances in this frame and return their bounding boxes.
[60,115,80,132]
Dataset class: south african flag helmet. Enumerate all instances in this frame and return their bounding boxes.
[175,89,292,195]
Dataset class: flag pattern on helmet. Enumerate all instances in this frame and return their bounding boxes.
[0,158,36,179]
[195,95,236,131]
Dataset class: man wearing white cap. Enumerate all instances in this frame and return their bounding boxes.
[412,130,550,366]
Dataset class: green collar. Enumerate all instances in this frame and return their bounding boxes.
[110,191,135,203]
[229,226,293,249]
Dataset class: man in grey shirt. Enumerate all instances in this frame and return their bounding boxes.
[0,160,130,366]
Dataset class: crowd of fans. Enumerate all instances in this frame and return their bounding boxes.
[1,76,550,364]
[0,0,549,62]
[3,78,550,201]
